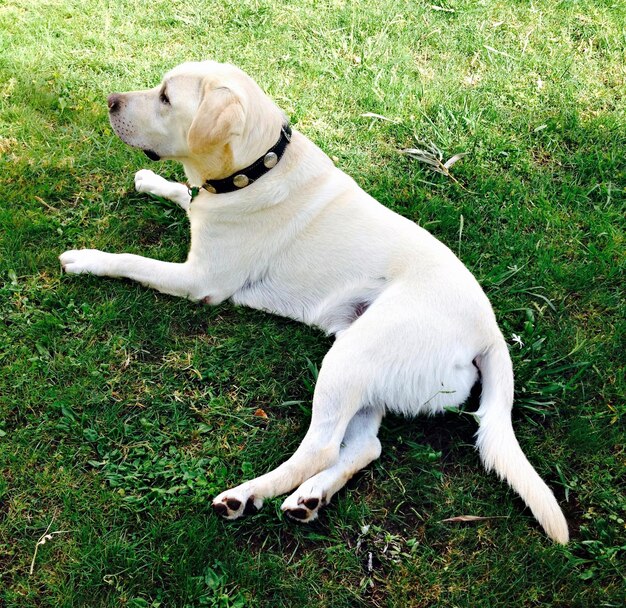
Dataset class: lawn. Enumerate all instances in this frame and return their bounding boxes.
[1,0,624,606]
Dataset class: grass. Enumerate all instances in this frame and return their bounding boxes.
[1,0,624,605]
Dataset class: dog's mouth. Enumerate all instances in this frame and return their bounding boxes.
[143,149,161,161]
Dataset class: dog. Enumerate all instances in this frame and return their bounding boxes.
[59,60,568,543]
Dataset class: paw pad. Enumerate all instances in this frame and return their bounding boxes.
[303,498,320,510]
[226,498,242,511]
[213,502,228,517]
[285,507,309,520]
[213,494,260,519]
[243,497,259,515]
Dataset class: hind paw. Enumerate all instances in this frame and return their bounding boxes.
[212,486,263,520]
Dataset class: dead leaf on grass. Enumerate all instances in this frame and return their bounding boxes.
[401,140,469,188]
[442,515,509,523]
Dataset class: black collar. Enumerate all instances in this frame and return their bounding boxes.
[189,124,292,200]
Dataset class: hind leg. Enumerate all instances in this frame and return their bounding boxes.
[281,407,383,522]
[212,343,369,519]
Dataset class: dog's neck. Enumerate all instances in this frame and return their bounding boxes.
[184,123,292,198]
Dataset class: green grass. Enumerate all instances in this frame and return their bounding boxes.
[1,0,624,605]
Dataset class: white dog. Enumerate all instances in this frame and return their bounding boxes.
[60,60,568,543]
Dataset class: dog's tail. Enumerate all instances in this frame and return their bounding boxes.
[474,339,569,544]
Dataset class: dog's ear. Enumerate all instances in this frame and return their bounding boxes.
[187,84,244,154]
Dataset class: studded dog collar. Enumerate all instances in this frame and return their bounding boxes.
[189,123,292,200]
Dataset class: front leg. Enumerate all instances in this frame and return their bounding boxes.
[59,249,203,300]
[135,169,191,212]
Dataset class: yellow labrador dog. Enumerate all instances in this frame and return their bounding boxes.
[60,61,568,543]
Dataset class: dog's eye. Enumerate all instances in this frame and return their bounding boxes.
[160,89,170,105]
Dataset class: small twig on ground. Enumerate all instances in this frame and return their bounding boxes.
[360,112,402,124]
[441,515,509,523]
[29,519,70,575]
[34,196,60,212]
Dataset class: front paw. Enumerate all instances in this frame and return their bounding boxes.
[212,485,263,520]
[59,249,112,275]
[135,169,168,196]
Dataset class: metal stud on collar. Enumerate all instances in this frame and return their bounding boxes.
[233,174,249,188]
[263,152,278,168]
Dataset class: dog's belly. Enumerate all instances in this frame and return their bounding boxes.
[229,279,340,327]
[231,274,388,334]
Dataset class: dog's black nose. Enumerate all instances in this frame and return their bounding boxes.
[107,93,123,113]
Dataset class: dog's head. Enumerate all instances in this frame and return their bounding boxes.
[108,61,286,183]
